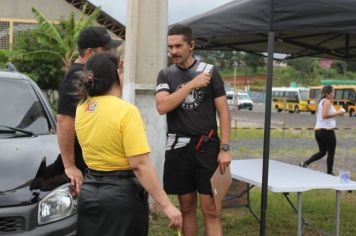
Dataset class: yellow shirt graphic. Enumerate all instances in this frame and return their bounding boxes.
[75,95,151,171]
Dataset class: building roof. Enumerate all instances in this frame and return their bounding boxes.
[65,0,125,39]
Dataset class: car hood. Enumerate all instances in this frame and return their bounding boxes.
[0,135,67,207]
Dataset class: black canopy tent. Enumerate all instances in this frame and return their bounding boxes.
[176,0,356,235]
[180,0,356,60]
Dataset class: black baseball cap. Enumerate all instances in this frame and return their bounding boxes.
[78,26,122,49]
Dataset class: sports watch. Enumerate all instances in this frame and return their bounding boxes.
[221,144,230,151]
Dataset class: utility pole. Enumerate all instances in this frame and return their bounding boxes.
[123,0,168,204]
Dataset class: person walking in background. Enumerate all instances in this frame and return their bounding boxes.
[75,53,182,236]
[57,26,122,195]
[155,24,231,236]
[299,85,345,175]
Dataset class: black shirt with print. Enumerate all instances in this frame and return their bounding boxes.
[156,60,226,137]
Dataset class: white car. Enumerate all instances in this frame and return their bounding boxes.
[226,90,253,110]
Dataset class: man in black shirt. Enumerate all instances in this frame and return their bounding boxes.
[57,26,121,194]
[155,24,231,236]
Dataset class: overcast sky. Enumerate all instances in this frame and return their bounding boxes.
[89,0,233,24]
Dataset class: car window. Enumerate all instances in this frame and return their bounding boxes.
[0,78,50,134]
[238,94,250,100]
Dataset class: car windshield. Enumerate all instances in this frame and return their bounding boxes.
[0,78,50,134]
[238,94,250,100]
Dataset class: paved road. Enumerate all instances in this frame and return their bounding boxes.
[230,103,355,128]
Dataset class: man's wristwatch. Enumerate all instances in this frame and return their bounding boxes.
[221,144,230,151]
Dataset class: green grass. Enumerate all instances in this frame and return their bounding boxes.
[148,128,356,235]
[149,190,356,236]
[230,128,314,140]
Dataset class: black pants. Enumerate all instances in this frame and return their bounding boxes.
[77,170,149,236]
[305,129,336,174]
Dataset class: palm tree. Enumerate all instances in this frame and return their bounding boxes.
[19,3,101,70]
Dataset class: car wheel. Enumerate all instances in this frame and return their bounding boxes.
[350,109,355,117]
[294,106,300,113]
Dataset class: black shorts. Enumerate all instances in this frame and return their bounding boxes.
[163,138,220,195]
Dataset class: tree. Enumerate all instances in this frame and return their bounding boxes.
[243,53,265,73]
[12,30,64,93]
[18,3,101,70]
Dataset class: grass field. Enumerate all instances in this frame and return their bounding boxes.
[149,189,356,236]
[148,129,356,235]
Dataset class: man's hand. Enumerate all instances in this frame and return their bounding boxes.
[218,150,232,174]
[188,72,211,89]
[64,166,83,195]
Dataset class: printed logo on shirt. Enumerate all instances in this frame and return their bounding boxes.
[85,101,97,112]
[177,83,204,110]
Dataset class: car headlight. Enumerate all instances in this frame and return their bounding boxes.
[38,183,78,225]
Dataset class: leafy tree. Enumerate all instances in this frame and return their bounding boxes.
[0,50,12,68]
[12,30,64,92]
[243,53,265,73]
[6,3,101,107]
[18,4,101,70]
[346,60,356,72]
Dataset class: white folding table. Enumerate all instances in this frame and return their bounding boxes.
[230,159,356,236]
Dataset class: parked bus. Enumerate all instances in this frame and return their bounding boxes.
[307,85,356,117]
[272,87,309,113]
[307,85,322,114]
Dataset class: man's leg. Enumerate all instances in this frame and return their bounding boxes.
[199,194,223,236]
[178,192,198,236]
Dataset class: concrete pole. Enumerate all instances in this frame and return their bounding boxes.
[123,0,168,185]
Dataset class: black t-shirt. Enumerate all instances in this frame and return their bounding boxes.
[156,61,226,137]
[57,63,84,116]
[57,63,87,172]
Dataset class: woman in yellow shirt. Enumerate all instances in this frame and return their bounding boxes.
[75,53,182,235]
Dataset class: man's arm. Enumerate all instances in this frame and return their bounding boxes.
[56,114,83,194]
[215,95,231,174]
[155,72,211,115]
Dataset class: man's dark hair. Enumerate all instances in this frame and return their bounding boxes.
[78,48,86,57]
[168,24,193,44]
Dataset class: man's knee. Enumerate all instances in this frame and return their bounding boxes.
[201,203,220,219]
[179,195,197,214]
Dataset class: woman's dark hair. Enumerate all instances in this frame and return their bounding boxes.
[317,85,333,106]
[78,52,120,102]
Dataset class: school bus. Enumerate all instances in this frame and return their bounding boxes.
[307,86,322,114]
[272,87,309,113]
[307,85,356,117]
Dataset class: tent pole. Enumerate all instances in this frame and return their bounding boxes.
[260,31,275,236]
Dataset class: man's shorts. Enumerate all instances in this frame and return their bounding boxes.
[163,138,220,195]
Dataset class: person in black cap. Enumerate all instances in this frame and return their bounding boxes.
[57,26,122,195]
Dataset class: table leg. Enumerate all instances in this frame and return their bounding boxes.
[297,192,302,236]
[336,190,340,236]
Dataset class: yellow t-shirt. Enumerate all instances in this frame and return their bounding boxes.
[75,95,151,171]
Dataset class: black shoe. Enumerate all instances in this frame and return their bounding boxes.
[299,161,307,168]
